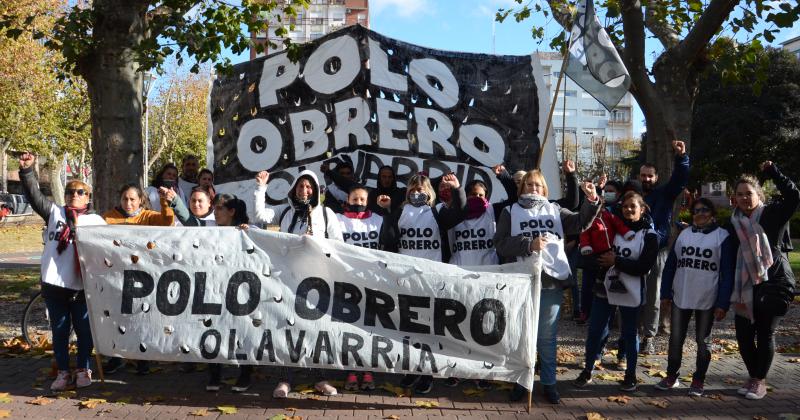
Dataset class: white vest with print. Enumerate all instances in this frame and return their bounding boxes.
[671,227,729,310]
[449,206,498,266]
[398,204,441,261]
[337,213,384,250]
[509,202,569,280]
[605,229,650,307]
[41,204,106,290]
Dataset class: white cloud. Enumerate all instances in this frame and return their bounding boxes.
[371,0,434,18]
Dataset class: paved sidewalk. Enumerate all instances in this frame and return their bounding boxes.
[0,345,798,419]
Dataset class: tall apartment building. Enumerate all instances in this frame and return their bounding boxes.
[781,36,800,60]
[537,52,635,175]
[250,0,369,60]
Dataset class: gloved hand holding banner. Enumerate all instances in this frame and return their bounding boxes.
[75,226,541,388]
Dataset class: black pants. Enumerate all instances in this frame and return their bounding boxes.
[666,305,714,382]
[735,310,783,380]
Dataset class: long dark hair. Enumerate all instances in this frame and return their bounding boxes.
[214,194,249,226]
[118,183,150,209]
[151,163,179,188]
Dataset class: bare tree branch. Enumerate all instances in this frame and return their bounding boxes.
[644,0,680,49]
[619,0,652,96]
[676,0,738,63]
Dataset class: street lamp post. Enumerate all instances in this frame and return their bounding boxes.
[142,71,157,183]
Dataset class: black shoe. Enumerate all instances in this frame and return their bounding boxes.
[509,384,527,402]
[476,379,492,390]
[400,374,419,388]
[102,357,124,375]
[608,280,627,293]
[414,375,433,394]
[136,360,150,375]
[542,384,560,404]
[206,365,222,392]
[444,377,460,387]
[231,367,252,393]
[573,370,592,388]
[620,374,638,392]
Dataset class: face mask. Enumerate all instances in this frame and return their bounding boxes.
[603,191,618,203]
[518,193,546,209]
[409,192,429,207]
[348,204,367,213]
[466,196,489,219]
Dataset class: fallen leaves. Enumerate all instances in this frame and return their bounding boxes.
[753,416,768,420]
[78,398,107,409]
[216,406,238,415]
[639,360,661,368]
[0,393,10,404]
[380,382,409,398]
[607,395,631,405]
[0,410,10,418]
[713,338,740,354]
[704,393,724,400]
[644,398,670,408]
[189,408,210,416]
[646,368,668,378]
[294,383,316,395]
[595,373,625,381]
[414,400,439,408]
[680,375,694,382]
[586,412,607,420]
[26,396,52,405]
[787,357,800,363]
[384,416,400,420]
[462,388,485,397]
[556,349,577,365]
[269,415,301,420]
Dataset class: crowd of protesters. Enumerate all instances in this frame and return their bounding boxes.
[14,139,798,405]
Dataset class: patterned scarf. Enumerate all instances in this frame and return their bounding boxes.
[730,205,772,321]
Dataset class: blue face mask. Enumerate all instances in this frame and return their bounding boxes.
[603,191,618,203]
[409,192,429,207]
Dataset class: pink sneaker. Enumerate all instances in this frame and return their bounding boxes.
[50,370,71,391]
[738,378,755,396]
[345,372,359,391]
[75,369,92,388]
[745,379,767,400]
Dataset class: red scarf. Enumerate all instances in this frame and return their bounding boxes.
[57,206,89,254]
[343,210,372,219]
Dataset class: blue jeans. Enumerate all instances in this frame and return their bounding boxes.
[537,287,563,386]
[43,284,94,371]
[580,265,597,316]
[583,296,638,378]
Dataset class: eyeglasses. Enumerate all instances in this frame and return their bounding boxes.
[65,189,87,196]
[692,207,711,215]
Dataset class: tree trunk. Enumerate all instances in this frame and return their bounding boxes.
[80,1,148,213]
[0,143,7,193]
[50,155,65,206]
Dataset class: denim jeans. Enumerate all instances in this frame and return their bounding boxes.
[537,287,563,386]
[42,284,93,371]
[583,296,639,378]
[667,304,714,382]
[580,265,597,316]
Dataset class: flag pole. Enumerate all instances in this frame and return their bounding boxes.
[538,30,574,169]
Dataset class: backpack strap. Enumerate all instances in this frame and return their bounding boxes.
[323,207,329,239]
[278,207,291,229]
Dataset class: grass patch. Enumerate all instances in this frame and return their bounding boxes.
[0,268,40,302]
[0,224,44,254]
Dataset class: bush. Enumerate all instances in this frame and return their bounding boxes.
[677,207,733,226]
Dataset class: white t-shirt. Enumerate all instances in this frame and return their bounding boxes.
[41,204,106,290]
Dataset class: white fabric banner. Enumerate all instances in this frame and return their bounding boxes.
[76,226,541,387]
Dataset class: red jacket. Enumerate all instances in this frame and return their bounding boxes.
[580,209,634,255]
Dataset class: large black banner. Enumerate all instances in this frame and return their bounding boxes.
[209,25,550,204]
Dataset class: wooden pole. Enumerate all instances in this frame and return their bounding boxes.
[94,353,105,383]
[527,387,533,412]
[537,31,573,169]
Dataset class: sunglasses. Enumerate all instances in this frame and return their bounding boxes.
[65,189,87,196]
[692,207,711,215]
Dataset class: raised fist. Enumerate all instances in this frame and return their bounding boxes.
[18,152,35,169]
[672,140,686,156]
[255,171,270,186]
[377,195,391,209]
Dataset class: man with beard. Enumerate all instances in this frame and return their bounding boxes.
[638,140,690,354]
[178,154,200,195]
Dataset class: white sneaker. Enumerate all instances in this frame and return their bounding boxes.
[272,382,290,399]
[75,369,92,388]
[50,371,71,391]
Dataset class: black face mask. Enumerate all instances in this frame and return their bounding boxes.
[348,204,367,213]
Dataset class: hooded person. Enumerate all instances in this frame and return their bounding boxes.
[252,169,343,241]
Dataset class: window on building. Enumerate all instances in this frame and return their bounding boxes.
[553,109,577,117]
[582,109,606,117]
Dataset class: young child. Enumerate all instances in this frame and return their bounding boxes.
[580,203,634,294]
[336,185,397,391]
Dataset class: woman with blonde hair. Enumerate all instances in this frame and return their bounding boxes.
[17,152,106,391]
[494,169,600,403]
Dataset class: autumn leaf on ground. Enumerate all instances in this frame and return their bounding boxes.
[462,388,485,397]
[710,353,722,361]
[596,373,625,381]
[216,406,237,415]
[26,396,52,405]
[680,375,693,382]
[723,377,739,385]
[644,399,670,408]
[0,393,10,404]
[0,410,10,418]
[384,416,400,420]
[189,408,210,416]
[380,382,408,397]
[607,395,631,405]
[414,400,439,408]
[704,393,724,400]
[55,390,77,399]
[78,398,106,409]
[586,412,607,420]
[294,383,316,395]
[647,368,668,378]
[639,360,661,369]
[556,349,576,365]
[787,358,800,363]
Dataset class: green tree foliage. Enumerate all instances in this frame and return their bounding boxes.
[691,45,800,186]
